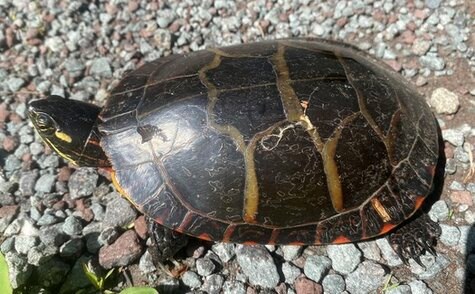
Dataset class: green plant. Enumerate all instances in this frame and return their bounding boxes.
[0,252,13,294]
[82,262,116,292]
[381,273,401,293]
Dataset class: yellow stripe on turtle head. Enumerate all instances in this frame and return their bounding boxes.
[55,130,72,143]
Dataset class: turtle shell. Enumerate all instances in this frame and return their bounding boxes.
[98,39,439,245]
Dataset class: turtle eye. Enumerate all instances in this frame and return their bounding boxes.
[35,113,55,134]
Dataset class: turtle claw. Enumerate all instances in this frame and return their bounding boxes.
[145,216,189,277]
[387,213,440,265]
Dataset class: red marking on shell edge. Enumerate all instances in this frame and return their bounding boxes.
[177,212,194,232]
[415,195,425,210]
[197,233,212,241]
[242,240,258,245]
[379,223,396,235]
[222,225,236,243]
[332,235,352,244]
[288,241,306,246]
[268,229,279,245]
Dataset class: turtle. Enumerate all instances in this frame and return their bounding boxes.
[28,38,441,264]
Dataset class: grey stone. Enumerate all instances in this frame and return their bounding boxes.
[1,237,15,254]
[36,257,70,287]
[39,154,59,169]
[442,129,465,147]
[202,274,224,294]
[5,252,33,288]
[64,58,86,77]
[376,238,403,266]
[182,271,202,289]
[62,215,83,236]
[4,218,22,237]
[282,261,300,284]
[428,200,449,222]
[90,58,112,78]
[326,243,361,274]
[429,87,460,115]
[281,245,302,261]
[4,155,21,172]
[19,170,38,196]
[449,181,465,191]
[386,285,412,294]
[454,147,470,163]
[303,255,332,283]
[425,0,441,9]
[409,253,450,279]
[39,224,69,247]
[467,183,475,193]
[223,280,246,294]
[408,279,432,294]
[196,257,216,276]
[357,241,381,261]
[138,250,156,274]
[14,235,39,254]
[90,202,105,221]
[68,168,99,199]
[420,55,445,71]
[439,224,460,246]
[34,174,56,193]
[235,245,279,288]
[98,226,119,245]
[59,238,84,259]
[322,274,346,294]
[37,213,60,226]
[85,232,101,254]
[445,159,457,175]
[345,261,386,294]
[211,243,235,263]
[7,77,25,92]
[103,195,137,227]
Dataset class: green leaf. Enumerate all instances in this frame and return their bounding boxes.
[119,287,159,294]
[0,253,13,294]
[82,262,103,290]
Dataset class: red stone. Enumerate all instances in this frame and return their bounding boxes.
[450,191,473,206]
[99,230,143,269]
[294,277,323,294]
[134,215,148,240]
[0,205,19,219]
[2,136,18,152]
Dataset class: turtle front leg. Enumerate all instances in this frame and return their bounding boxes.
[146,216,189,276]
[386,213,441,266]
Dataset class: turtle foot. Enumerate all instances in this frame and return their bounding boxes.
[386,213,441,266]
[146,216,189,277]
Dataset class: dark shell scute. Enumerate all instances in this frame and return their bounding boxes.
[336,114,392,210]
[254,124,334,227]
[214,85,286,142]
[207,56,276,89]
[163,131,245,223]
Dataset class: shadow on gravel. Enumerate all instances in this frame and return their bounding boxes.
[464,226,475,293]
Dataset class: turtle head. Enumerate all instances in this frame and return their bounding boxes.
[28,96,110,167]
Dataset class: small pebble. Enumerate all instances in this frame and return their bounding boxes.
[429,87,460,114]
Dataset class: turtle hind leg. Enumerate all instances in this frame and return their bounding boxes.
[146,216,189,276]
[386,212,441,266]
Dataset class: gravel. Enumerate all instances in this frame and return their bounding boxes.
[1,0,472,292]
[303,255,332,283]
[235,245,279,288]
[326,243,362,274]
[345,261,387,294]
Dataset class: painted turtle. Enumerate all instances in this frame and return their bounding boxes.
[28,39,440,263]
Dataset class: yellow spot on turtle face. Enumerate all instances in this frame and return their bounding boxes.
[55,131,72,143]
